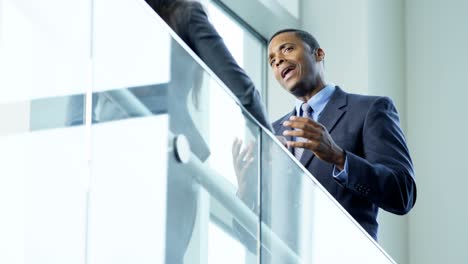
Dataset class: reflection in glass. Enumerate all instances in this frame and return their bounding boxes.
[63,84,168,127]
[207,1,266,98]
[164,37,261,263]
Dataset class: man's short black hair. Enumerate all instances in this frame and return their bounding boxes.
[269,29,320,52]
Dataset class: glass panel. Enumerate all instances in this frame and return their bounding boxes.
[165,38,261,264]
[0,0,91,103]
[86,0,169,263]
[0,0,401,262]
[92,0,170,93]
[0,0,91,134]
[87,116,168,263]
[260,132,395,263]
[0,0,90,263]
[87,0,169,126]
[204,116,260,264]
[0,127,89,264]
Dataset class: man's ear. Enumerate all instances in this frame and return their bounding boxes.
[315,48,325,62]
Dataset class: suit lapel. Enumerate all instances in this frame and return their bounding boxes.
[300,86,348,167]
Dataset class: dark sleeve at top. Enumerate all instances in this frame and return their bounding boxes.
[178,2,272,131]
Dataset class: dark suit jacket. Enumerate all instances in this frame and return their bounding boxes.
[273,86,417,239]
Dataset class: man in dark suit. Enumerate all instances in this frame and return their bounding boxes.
[268,29,417,240]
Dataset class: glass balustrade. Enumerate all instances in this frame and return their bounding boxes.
[0,0,91,263]
[0,0,396,263]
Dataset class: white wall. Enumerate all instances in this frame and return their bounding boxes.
[301,0,370,95]
[406,0,468,263]
[275,0,300,18]
[367,1,409,263]
[368,0,406,127]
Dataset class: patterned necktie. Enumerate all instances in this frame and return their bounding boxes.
[295,103,313,159]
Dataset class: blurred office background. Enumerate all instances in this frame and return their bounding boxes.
[1,0,467,263]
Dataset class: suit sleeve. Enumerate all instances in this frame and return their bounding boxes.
[344,97,417,215]
[182,3,272,131]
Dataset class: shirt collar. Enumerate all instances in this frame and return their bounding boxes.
[295,84,336,116]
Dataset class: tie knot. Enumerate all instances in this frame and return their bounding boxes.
[301,103,312,118]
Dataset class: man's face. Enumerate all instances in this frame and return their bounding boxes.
[268,32,319,97]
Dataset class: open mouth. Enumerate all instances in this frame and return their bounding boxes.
[281,65,296,80]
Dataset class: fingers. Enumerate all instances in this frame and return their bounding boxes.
[239,156,254,176]
[282,116,325,143]
[282,129,319,139]
[286,115,322,127]
[232,139,257,183]
[232,138,242,157]
[283,120,322,133]
[245,143,254,160]
[241,144,254,160]
[286,140,319,149]
[232,138,256,170]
